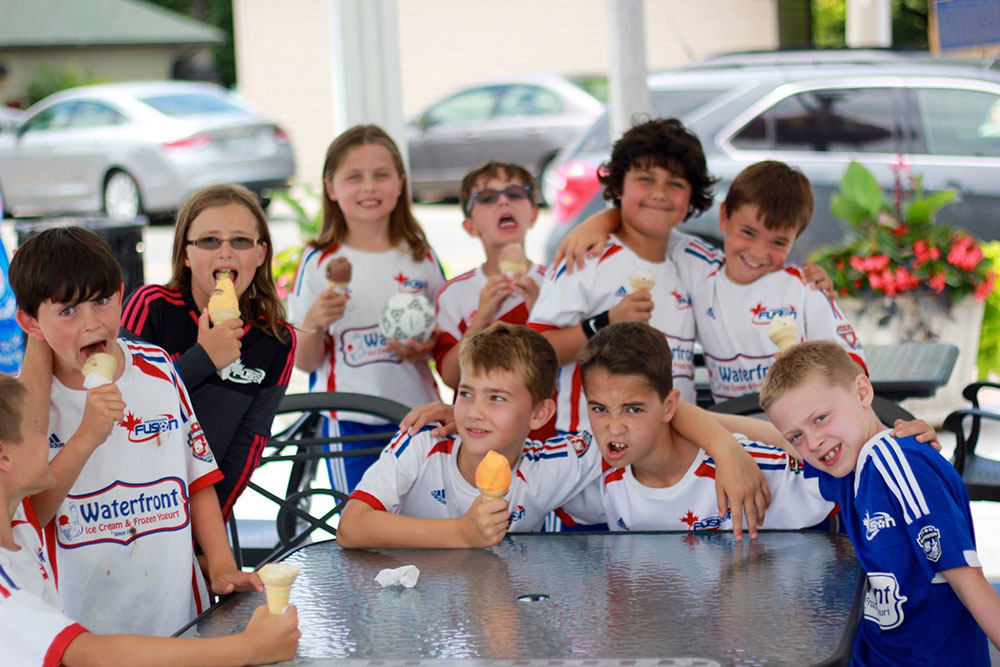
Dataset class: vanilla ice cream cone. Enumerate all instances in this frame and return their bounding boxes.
[82,353,117,388]
[258,563,300,614]
[498,244,529,279]
[207,271,239,324]
[768,315,798,352]
[475,450,512,501]
[629,268,656,292]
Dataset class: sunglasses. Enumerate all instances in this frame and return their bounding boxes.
[186,236,260,251]
[466,185,532,214]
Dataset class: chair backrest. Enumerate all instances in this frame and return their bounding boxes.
[707,391,915,424]
[232,392,411,567]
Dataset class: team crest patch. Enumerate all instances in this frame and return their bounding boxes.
[837,323,860,348]
[862,511,896,541]
[917,525,942,562]
[507,505,525,526]
[188,421,214,463]
[864,572,908,629]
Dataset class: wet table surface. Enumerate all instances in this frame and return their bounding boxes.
[179,531,861,666]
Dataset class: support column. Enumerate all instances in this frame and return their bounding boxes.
[606,0,651,141]
[846,0,892,48]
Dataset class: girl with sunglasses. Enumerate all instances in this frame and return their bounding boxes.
[288,124,444,493]
[121,183,296,520]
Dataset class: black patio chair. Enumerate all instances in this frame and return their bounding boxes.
[707,391,915,424]
[942,381,1000,502]
[229,391,411,567]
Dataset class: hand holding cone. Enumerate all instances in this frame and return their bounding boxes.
[475,450,512,500]
[208,270,240,324]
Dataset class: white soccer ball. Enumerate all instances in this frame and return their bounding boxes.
[379,292,436,344]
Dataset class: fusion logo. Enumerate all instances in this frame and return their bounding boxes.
[120,412,180,443]
[863,511,897,541]
[670,290,692,310]
[750,303,796,326]
[393,272,427,293]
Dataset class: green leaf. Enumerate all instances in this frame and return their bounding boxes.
[838,162,884,220]
[830,192,871,227]
[904,190,956,225]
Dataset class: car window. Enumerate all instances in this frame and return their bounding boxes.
[575,88,728,155]
[70,101,126,128]
[496,85,562,117]
[140,93,248,117]
[425,87,501,126]
[731,87,901,152]
[21,102,77,134]
[914,88,1000,158]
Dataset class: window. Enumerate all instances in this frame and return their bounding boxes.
[732,87,901,153]
[496,85,562,117]
[914,88,1000,158]
[425,87,500,126]
[21,102,77,133]
[140,93,247,117]
[70,101,126,128]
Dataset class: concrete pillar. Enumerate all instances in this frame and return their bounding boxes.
[328,0,407,160]
[846,0,892,48]
[606,0,652,141]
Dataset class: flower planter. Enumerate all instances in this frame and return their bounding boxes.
[839,294,985,425]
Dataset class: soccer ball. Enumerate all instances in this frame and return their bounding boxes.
[379,292,436,344]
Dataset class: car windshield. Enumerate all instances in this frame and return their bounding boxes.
[139,93,248,117]
[575,88,729,155]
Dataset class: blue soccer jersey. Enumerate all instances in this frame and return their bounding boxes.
[807,431,989,666]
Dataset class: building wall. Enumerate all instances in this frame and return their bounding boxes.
[233,0,779,188]
[0,47,180,108]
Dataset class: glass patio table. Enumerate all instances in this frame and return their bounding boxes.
[177,531,862,666]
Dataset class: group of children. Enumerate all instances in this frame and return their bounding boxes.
[0,112,997,665]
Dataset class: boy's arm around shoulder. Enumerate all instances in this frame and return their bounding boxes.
[61,605,299,667]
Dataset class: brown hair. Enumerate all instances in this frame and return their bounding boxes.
[459,161,538,217]
[759,340,862,412]
[168,184,288,342]
[458,323,557,405]
[9,227,122,318]
[598,117,716,220]
[579,322,674,399]
[724,160,814,236]
[0,374,27,444]
[312,124,430,262]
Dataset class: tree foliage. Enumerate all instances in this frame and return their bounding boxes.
[146,0,236,87]
[813,0,929,49]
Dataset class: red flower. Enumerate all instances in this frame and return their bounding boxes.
[928,273,946,293]
[947,235,984,271]
[892,224,908,237]
[913,240,941,268]
[974,271,997,301]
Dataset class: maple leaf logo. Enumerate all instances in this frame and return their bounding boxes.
[120,412,142,433]
[751,302,767,317]
[680,510,699,528]
[394,272,410,286]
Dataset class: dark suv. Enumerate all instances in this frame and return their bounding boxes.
[544,52,1000,264]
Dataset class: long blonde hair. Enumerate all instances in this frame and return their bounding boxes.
[168,184,289,342]
[311,124,430,261]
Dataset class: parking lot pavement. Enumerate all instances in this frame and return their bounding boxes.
[2,209,997,581]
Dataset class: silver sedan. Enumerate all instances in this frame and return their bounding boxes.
[0,81,295,220]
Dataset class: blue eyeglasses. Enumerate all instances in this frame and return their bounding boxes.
[465,185,533,214]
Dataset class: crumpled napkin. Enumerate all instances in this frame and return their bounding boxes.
[83,374,112,389]
[375,565,420,588]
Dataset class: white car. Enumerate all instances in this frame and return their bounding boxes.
[0,81,295,220]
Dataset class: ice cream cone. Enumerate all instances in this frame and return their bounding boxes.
[629,268,656,292]
[475,450,512,501]
[82,353,117,388]
[208,271,240,324]
[768,315,798,352]
[258,563,300,614]
[498,244,528,278]
[326,257,352,294]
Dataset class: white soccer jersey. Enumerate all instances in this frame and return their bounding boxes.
[46,339,222,636]
[434,262,547,368]
[529,235,695,432]
[673,236,866,402]
[349,427,601,531]
[1,499,86,667]
[561,437,834,531]
[288,243,446,422]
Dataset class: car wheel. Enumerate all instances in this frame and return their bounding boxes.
[104,170,142,221]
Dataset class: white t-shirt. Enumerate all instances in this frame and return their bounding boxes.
[349,427,601,532]
[672,235,866,402]
[47,339,222,636]
[529,235,695,432]
[434,262,547,368]
[288,243,446,422]
[561,436,834,531]
[1,499,87,667]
